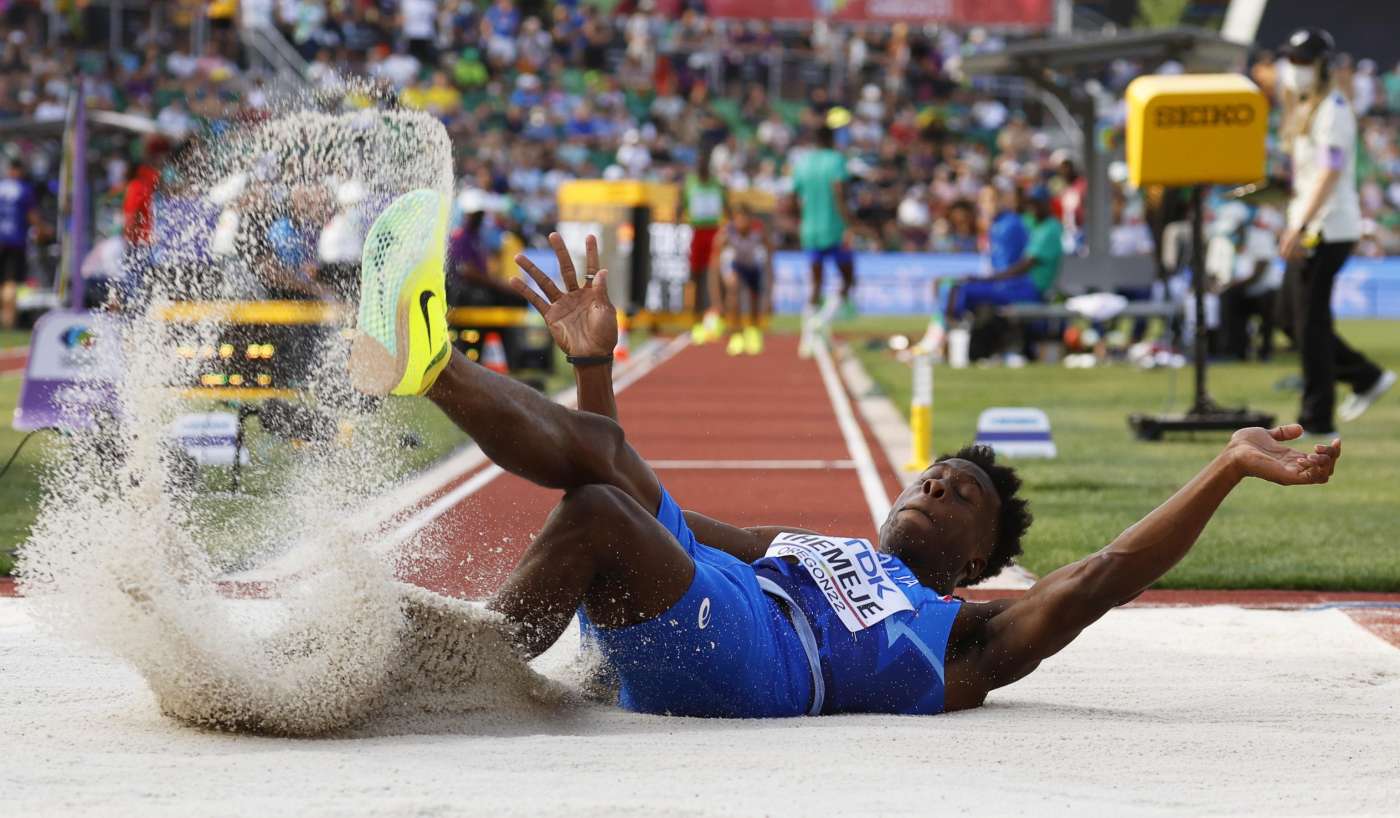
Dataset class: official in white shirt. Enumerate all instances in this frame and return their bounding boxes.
[1277,28,1394,434]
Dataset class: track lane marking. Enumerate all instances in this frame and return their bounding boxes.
[382,333,692,549]
[226,335,689,580]
[648,459,857,470]
[811,339,892,530]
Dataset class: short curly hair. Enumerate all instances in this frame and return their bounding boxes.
[937,444,1032,585]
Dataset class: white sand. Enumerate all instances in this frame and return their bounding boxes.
[4,598,1397,817]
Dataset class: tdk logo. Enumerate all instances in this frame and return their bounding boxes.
[1154,104,1256,127]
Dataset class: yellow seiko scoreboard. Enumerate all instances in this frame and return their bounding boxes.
[1126,74,1268,188]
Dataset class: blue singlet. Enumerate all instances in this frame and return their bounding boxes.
[582,486,963,717]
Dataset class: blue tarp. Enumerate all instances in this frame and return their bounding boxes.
[520,249,1400,319]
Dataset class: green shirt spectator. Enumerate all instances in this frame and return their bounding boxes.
[1026,215,1063,294]
[792,147,848,249]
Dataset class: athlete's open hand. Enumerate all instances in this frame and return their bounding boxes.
[1227,425,1341,486]
[513,233,618,359]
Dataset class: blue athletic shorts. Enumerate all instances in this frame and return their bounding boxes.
[953,274,1042,316]
[808,245,853,269]
[730,261,763,293]
[579,487,814,718]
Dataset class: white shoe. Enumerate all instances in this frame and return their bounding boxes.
[1338,370,1396,423]
[798,305,817,359]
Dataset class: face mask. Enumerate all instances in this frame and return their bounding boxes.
[1281,61,1319,95]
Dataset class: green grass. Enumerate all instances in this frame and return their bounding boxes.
[0,374,45,574]
[848,319,1400,591]
[0,329,29,349]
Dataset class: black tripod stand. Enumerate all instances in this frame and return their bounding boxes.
[1129,185,1275,440]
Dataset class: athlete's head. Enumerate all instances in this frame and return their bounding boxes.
[816,125,836,149]
[1025,185,1053,222]
[878,444,1031,595]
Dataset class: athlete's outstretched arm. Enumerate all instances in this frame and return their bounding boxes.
[947,426,1341,709]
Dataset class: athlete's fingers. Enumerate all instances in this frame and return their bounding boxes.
[510,276,552,317]
[585,234,599,281]
[1271,424,1302,441]
[591,267,610,296]
[516,253,562,301]
[549,232,579,291]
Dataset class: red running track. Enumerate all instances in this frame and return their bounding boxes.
[0,348,26,375]
[398,335,904,599]
[2,334,1396,652]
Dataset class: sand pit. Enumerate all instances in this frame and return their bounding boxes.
[4,598,1397,817]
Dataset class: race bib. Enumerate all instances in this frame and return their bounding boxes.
[766,533,912,632]
[688,189,723,222]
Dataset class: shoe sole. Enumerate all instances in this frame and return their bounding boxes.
[350,189,442,397]
[1339,371,1396,423]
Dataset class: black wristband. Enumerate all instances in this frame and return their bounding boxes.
[566,354,614,367]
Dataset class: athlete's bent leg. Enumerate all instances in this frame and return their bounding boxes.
[424,349,662,511]
[488,484,694,659]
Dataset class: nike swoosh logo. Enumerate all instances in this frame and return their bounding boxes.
[419,290,437,351]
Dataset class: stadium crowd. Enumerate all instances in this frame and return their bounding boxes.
[4,0,1400,297]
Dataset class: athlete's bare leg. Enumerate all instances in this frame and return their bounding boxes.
[726,279,762,328]
[488,484,694,659]
[422,350,690,658]
[836,256,855,302]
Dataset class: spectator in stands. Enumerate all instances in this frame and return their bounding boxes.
[0,158,41,329]
[9,0,1400,308]
[121,135,170,304]
[1218,206,1284,362]
[940,184,1055,329]
[400,0,439,67]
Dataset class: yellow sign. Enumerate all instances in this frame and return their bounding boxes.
[156,300,344,325]
[557,180,679,223]
[1126,74,1268,188]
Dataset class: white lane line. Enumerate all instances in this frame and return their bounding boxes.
[649,459,857,470]
[812,339,891,530]
[382,333,692,548]
[226,335,689,580]
[370,336,670,515]
[387,464,505,544]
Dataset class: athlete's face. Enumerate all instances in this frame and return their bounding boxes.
[878,458,1000,595]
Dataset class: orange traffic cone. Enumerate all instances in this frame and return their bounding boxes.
[481,332,510,374]
[614,310,631,363]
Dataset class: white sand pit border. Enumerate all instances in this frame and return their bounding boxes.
[4,598,1397,818]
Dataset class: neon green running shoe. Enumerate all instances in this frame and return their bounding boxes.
[349,188,451,397]
[743,325,764,355]
[726,332,745,356]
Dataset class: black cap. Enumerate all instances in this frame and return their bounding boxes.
[1280,28,1335,63]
